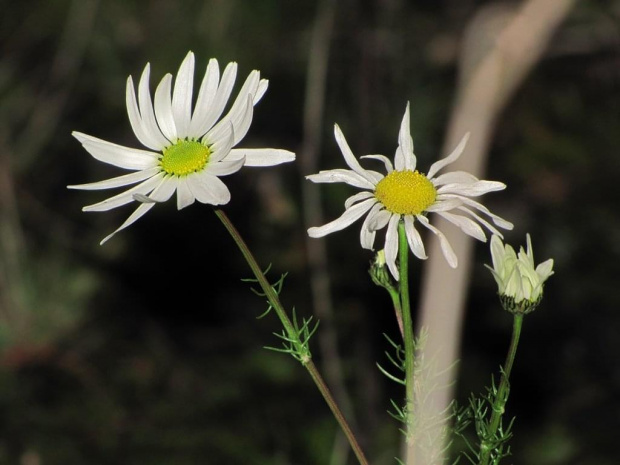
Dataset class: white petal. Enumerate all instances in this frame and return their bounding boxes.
[344,191,374,209]
[150,175,177,203]
[445,195,513,230]
[195,172,231,205]
[368,209,391,231]
[100,202,156,245]
[176,176,195,210]
[188,58,220,137]
[306,169,376,190]
[359,202,383,250]
[254,79,269,104]
[208,122,235,163]
[432,170,478,186]
[68,167,160,190]
[137,65,170,148]
[426,197,462,212]
[227,148,295,167]
[126,69,167,151]
[398,102,416,171]
[417,215,458,268]
[82,173,164,212]
[191,62,237,137]
[307,198,376,238]
[536,259,554,282]
[154,74,178,142]
[427,132,470,179]
[457,206,503,238]
[404,215,427,259]
[206,94,253,147]
[334,124,383,184]
[437,180,506,197]
[437,211,486,242]
[360,154,394,172]
[172,52,195,139]
[204,156,245,176]
[384,215,400,280]
[72,132,159,170]
[489,235,505,272]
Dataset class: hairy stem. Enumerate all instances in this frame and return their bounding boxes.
[214,208,369,465]
[479,313,524,465]
[398,221,416,464]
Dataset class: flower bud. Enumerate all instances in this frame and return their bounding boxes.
[369,250,397,292]
[486,234,554,314]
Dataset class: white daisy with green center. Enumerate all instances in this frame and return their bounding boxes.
[307,103,513,279]
[69,51,295,244]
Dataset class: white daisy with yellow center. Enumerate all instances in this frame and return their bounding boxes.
[69,51,295,244]
[307,103,513,279]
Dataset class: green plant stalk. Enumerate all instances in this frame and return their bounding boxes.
[214,209,369,465]
[389,287,404,340]
[479,313,524,465]
[397,221,416,459]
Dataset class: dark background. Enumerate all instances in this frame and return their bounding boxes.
[1,0,619,464]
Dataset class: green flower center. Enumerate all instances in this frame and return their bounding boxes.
[374,170,437,215]
[160,140,210,176]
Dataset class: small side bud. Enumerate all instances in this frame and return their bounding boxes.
[485,234,554,314]
[369,250,397,292]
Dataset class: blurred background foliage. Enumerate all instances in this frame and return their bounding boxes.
[0,0,619,464]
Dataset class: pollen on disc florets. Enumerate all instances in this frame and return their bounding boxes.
[160,140,210,176]
[374,170,437,215]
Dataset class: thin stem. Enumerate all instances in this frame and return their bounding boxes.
[388,288,404,340]
[398,221,416,462]
[479,313,524,465]
[214,208,370,465]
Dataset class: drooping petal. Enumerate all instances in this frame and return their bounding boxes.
[307,198,376,238]
[72,132,160,170]
[154,74,177,142]
[457,206,504,238]
[384,215,400,280]
[445,195,513,230]
[359,202,383,250]
[100,202,156,245]
[172,52,195,139]
[197,172,232,204]
[417,215,458,268]
[368,209,391,231]
[437,211,486,242]
[426,197,463,212]
[404,215,427,260]
[82,173,164,212]
[426,132,470,179]
[68,166,160,191]
[306,169,376,190]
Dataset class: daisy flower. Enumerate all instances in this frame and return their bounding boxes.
[307,103,513,279]
[69,51,295,244]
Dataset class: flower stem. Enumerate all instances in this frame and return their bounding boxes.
[214,208,369,465]
[397,221,416,462]
[479,313,524,465]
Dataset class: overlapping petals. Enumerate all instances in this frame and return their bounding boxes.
[307,102,513,279]
[69,51,295,244]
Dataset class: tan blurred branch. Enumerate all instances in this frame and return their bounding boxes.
[411,0,576,463]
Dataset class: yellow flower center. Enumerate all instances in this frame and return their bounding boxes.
[160,140,210,176]
[374,170,437,215]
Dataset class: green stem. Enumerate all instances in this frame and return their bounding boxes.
[397,221,416,458]
[479,313,524,465]
[214,209,369,465]
[388,288,404,340]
